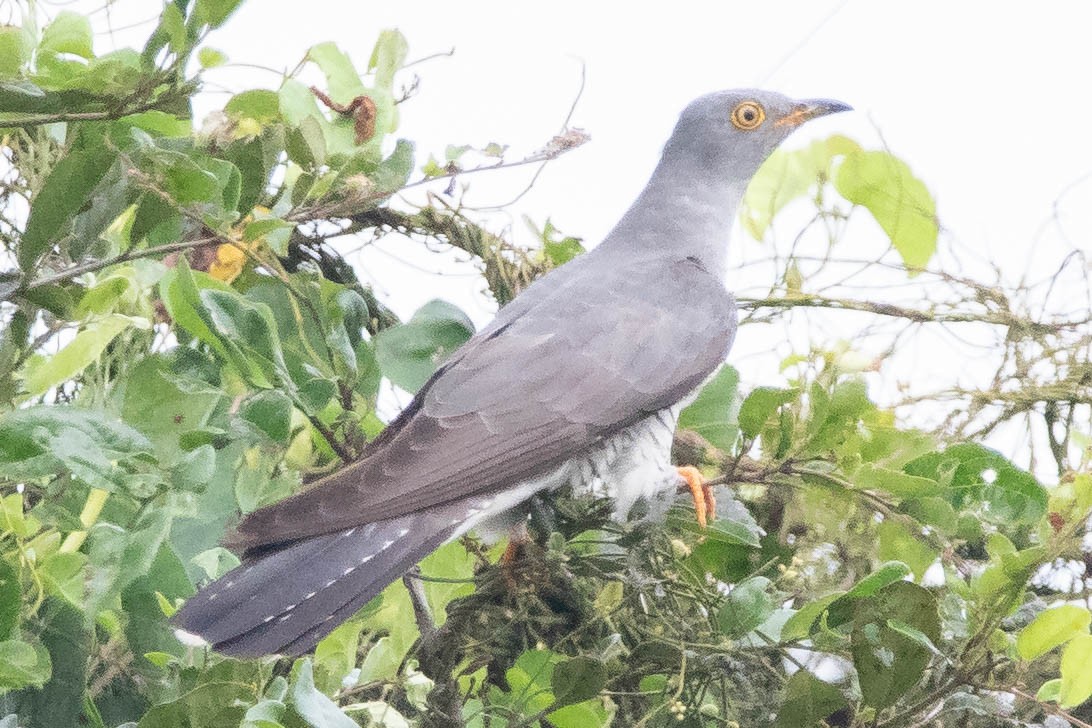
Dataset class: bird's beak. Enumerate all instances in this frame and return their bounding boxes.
[775,98,853,128]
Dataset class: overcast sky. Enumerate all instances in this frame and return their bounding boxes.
[55,1,1092,470]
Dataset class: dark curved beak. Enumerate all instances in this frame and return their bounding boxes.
[775,98,853,127]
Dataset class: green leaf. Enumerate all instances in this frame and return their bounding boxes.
[901,496,958,533]
[775,670,847,728]
[834,150,938,272]
[743,134,861,240]
[198,47,228,68]
[368,30,409,90]
[905,443,1046,524]
[1035,681,1061,702]
[162,261,289,389]
[118,353,225,465]
[243,698,286,727]
[1060,633,1092,708]
[501,649,560,715]
[678,365,739,451]
[1038,678,1062,702]
[201,288,289,388]
[0,407,154,490]
[372,139,415,193]
[551,656,607,707]
[308,42,366,102]
[137,679,252,727]
[0,493,33,538]
[549,700,611,728]
[0,640,52,689]
[885,619,946,660]
[235,464,297,515]
[353,702,410,728]
[844,561,911,599]
[544,236,585,266]
[851,581,940,709]
[853,463,941,498]
[790,563,915,639]
[240,390,294,444]
[226,89,282,125]
[154,149,222,206]
[876,522,937,580]
[291,658,357,728]
[286,117,327,168]
[23,314,138,396]
[86,509,173,616]
[156,4,186,55]
[40,11,93,58]
[172,444,216,491]
[718,576,775,638]
[0,560,18,639]
[159,261,234,357]
[593,581,624,616]
[805,378,872,451]
[374,299,474,393]
[19,146,117,269]
[782,592,845,641]
[738,386,797,438]
[122,543,194,666]
[195,0,243,29]
[0,27,29,78]
[1017,605,1092,661]
[313,621,364,695]
[39,551,87,607]
[122,111,193,138]
[21,601,88,727]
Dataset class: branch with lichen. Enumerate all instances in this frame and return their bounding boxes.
[340,204,549,305]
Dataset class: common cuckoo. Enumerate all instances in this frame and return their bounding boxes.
[174,89,851,656]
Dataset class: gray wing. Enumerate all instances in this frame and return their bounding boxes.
[229,256,736,552]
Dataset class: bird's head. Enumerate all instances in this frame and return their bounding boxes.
[666,89,852,177]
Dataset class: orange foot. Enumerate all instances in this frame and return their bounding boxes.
[677,466,716,529]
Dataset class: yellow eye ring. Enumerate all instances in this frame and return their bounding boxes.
[730,101,765,130]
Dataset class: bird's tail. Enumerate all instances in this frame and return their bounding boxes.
[172,504,469,657]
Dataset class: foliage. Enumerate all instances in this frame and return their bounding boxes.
[0,3,1090,727]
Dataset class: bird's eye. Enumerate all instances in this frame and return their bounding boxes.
[730,101,765,130]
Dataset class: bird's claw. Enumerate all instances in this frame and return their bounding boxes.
[677,466,715,528]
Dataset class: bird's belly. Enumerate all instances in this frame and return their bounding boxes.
[568,405,682,521]
[469,406,681,540]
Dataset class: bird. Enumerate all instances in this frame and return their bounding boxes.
[172,88,851,657]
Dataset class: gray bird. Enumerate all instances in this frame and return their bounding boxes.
[173,89,851,657]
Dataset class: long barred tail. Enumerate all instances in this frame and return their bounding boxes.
[172,504,470,657]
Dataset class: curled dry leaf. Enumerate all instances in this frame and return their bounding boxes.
[310,86,378,144]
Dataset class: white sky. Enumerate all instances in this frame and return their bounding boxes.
[38,1,1092,471]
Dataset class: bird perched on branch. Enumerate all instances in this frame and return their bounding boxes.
[173,89,851,656]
